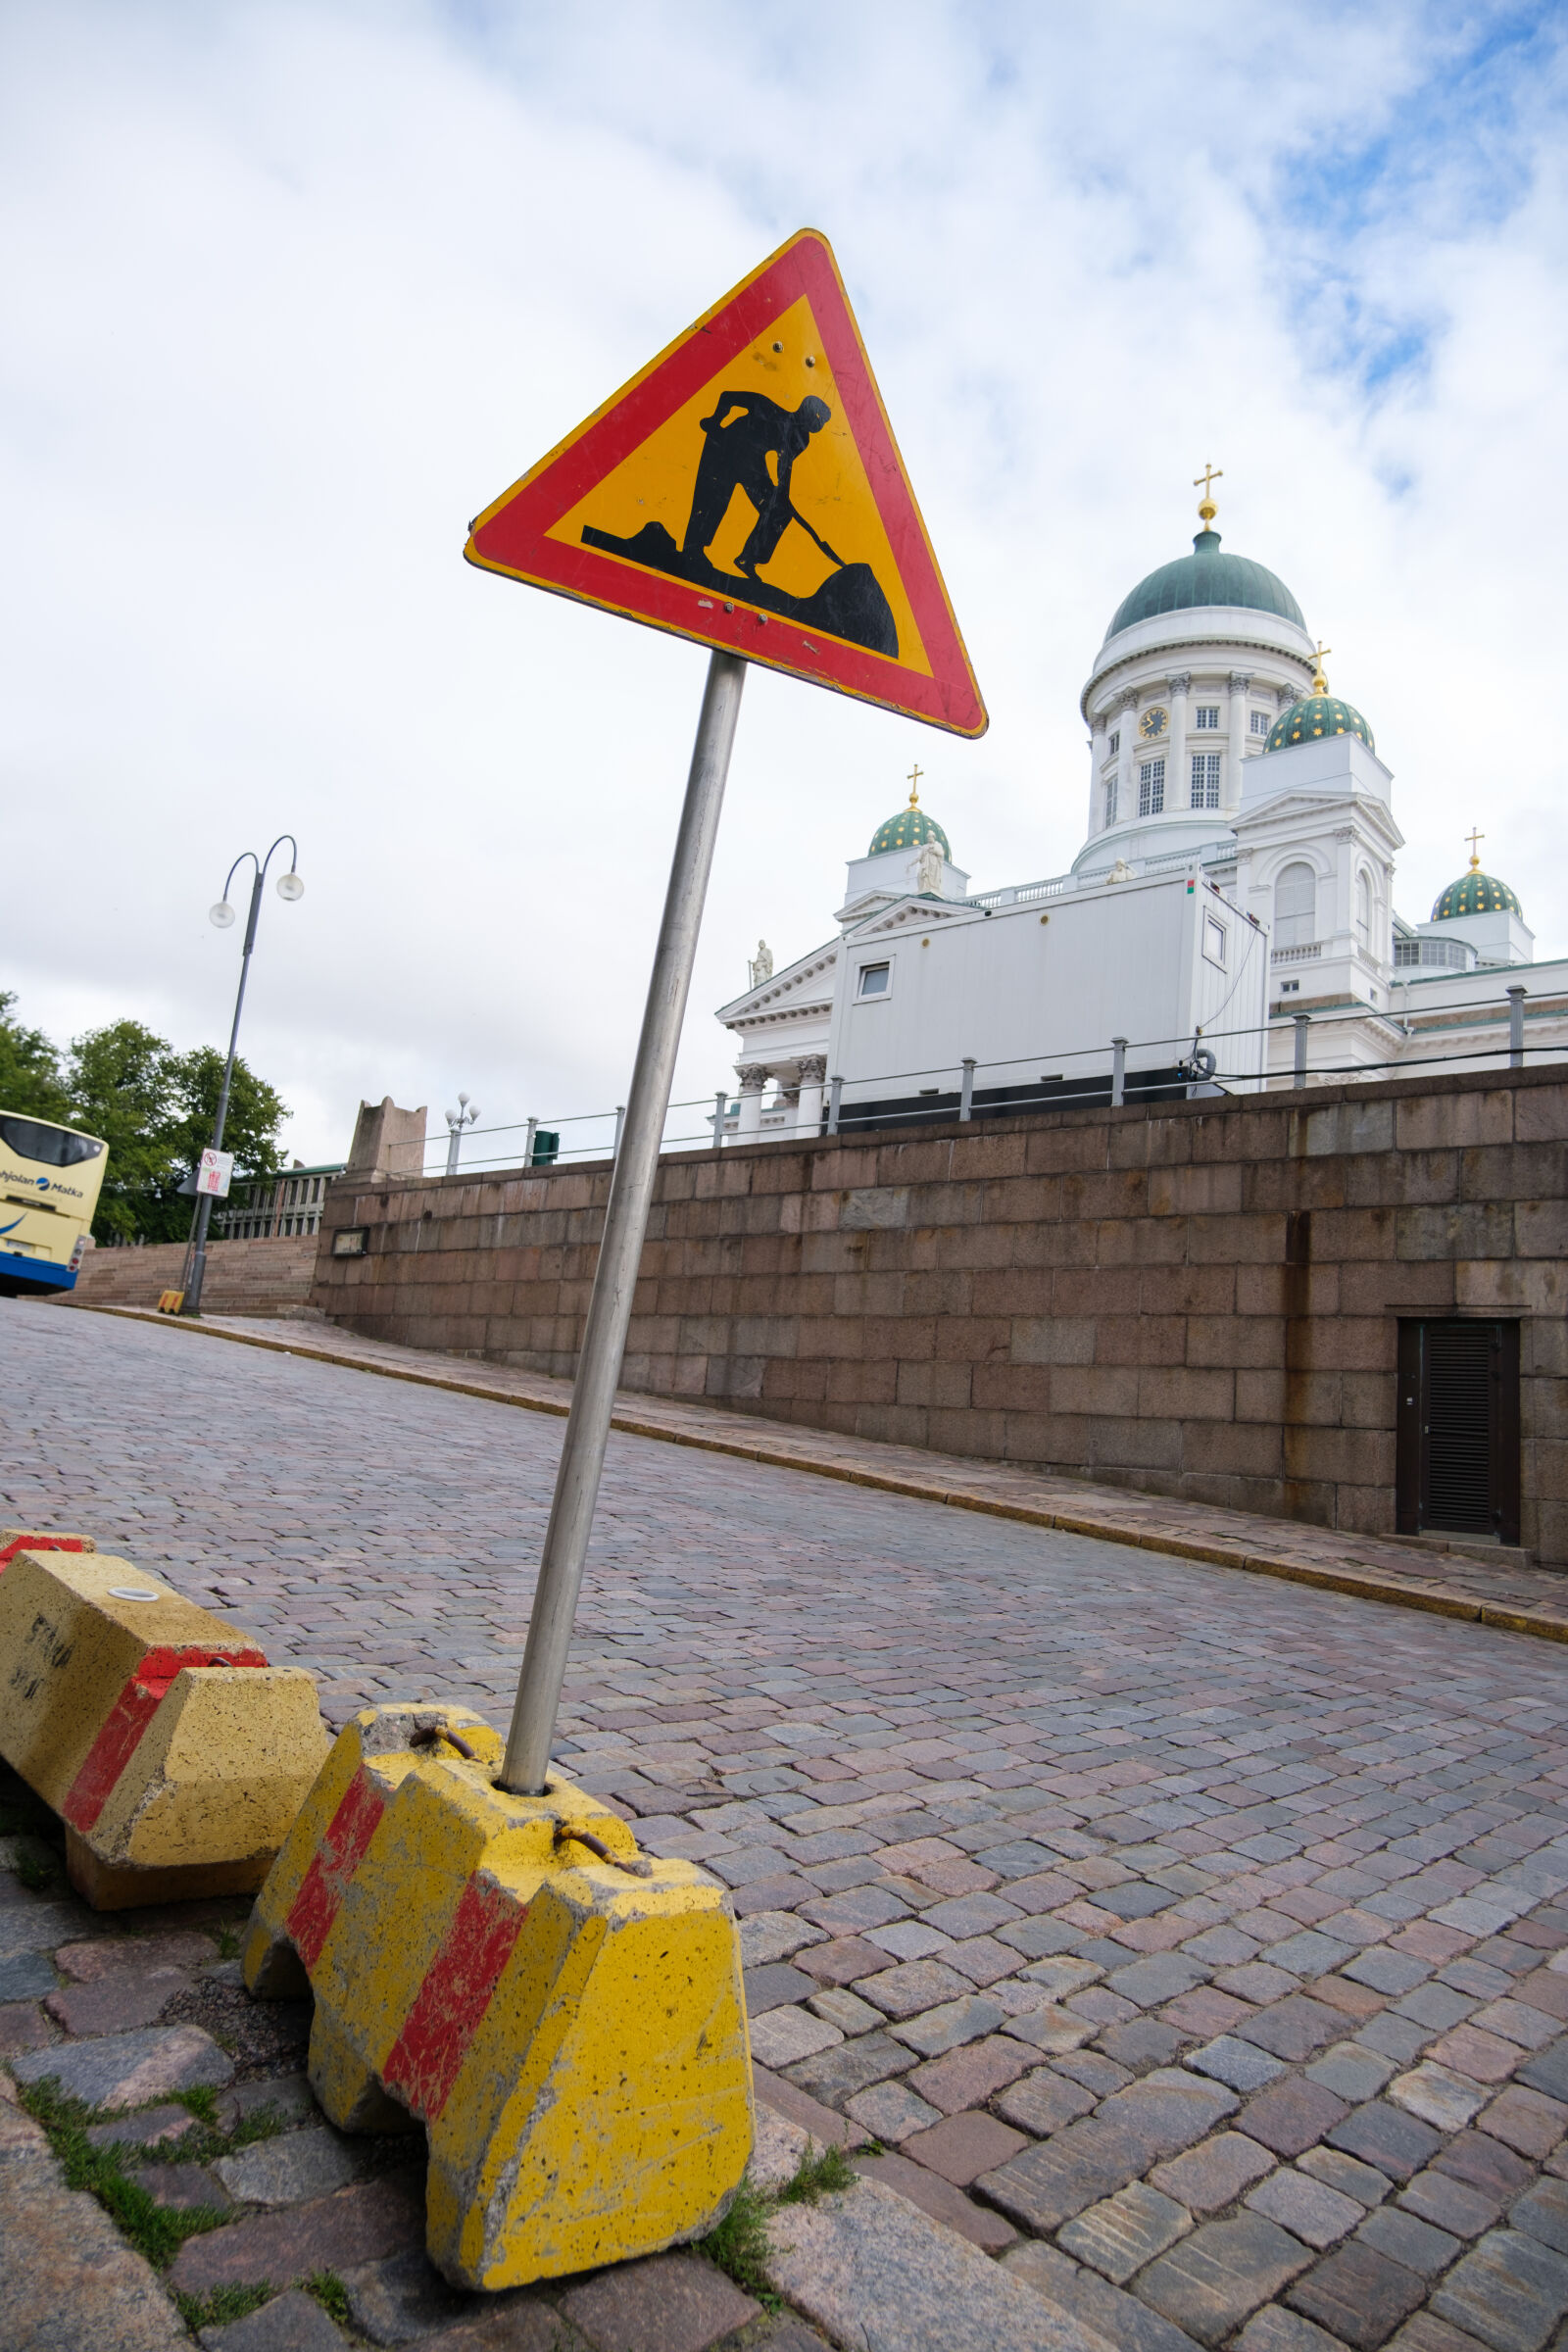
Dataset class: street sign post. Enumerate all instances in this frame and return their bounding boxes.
[470,229,984,1795]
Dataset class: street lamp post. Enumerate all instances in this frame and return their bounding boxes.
[182,835,303,1317]
[445,1093,480,1174]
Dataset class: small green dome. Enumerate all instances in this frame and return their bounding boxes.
[1107,530,1305,640]
[1266,694,1375,755]
[869,805,951,859]
[1432,868,1522,921]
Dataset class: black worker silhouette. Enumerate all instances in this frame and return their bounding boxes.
[683,391,830,576]
[581,381,898,658]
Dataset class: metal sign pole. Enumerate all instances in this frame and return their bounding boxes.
[499,649,747,1794]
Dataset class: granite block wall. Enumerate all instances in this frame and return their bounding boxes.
[309,1066,1568,1562]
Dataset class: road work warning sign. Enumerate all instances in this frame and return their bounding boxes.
[464,229,986,737]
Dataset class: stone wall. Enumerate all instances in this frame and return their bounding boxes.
[309,1066,1568,1563]
[70,1236,318,1316]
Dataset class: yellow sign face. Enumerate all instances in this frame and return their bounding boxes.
[546,297,930,677]
[466,230,986,735]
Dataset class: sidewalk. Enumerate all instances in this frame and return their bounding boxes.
[75,1302,1568,1646]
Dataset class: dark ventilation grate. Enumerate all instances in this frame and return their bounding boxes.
[1424,1322,1494,1533]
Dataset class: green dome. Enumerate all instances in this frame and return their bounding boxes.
[1107,530,1305,640]
[869,805,951,859]
[1266,694,1375,755]
[1432,868,1522,921]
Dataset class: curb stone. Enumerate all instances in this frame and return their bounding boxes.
[766,2174,1115,2352]
[0,2144,188,2350]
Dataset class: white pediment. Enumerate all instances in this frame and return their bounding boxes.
[717,940,839,1030]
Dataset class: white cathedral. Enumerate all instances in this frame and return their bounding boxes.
[716,481,1564,1140]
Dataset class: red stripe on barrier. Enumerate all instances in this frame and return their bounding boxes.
[286,1768,387,1970]
[382,1874,524,2122]
[0,1535,89,1572]
[62,1642,269,1832]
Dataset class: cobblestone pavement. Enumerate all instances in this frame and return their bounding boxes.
[95,1302,1568,1640]
[10,1299,1568,2352]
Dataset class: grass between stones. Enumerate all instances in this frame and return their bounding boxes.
[19,2079,232,2269]
[700,2139,859,2305]
[172,2283,272,2331]
[303,2270,353,2325]
[17,2075,290,2255]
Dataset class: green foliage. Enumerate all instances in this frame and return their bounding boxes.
[777,2138,858,2206]
[17,2077,229,2268]
[0,993,290,1243]
[698,2138,859,2308]
[12,1852,56,1892]
[174,2085,220,2127]
[304,2271,353,2326]
[0,992,71,1122]
[65,1020,181,1244]
[172,2284,272,2331]
[698,2174,778,2304]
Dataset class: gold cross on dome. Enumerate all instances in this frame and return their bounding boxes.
[906,763,923,807]
[1312,640,1333,693]
[1193,462,1223,524]
[1467,827,1484,871]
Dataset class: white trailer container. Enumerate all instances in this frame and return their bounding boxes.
[824,863,1268,1131]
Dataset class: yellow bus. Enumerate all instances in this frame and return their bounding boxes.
[0,1111,108,1298]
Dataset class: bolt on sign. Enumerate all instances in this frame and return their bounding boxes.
[466,229,987,738]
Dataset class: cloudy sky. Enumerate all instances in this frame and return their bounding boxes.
[3,1,1565,1169]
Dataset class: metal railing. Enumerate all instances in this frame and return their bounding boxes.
[218,1166,344,1238]
[408,984,1558,1177]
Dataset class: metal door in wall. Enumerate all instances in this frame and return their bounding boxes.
[1396,1319,1521,1545]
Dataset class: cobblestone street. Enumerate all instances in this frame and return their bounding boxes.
[9,1298,1568,2352]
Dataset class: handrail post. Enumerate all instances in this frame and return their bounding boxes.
[827,1075,842,1136]
[1111,1037,1127,1108]
[712,1089,727,1151]
[1294,1012,1310,1089]
[612,1103,625,1159]
[960,1057,976,1121]
[1507,984,1526,1069]
[524,1115,538,1167]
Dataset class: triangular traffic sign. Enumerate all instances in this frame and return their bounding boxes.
[465,230,986,737]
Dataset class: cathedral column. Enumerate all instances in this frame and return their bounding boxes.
[736,1065,767,1141]
[1114,689,1139,827]
[1167,674,1191,815]
[1227,672,1252,809]
[796,1055,826,1136]
[1088,710,1108,839]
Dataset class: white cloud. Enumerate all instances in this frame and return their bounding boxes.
[2,0,1563,1167]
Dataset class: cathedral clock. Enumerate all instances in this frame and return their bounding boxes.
[1140,708,1168,740]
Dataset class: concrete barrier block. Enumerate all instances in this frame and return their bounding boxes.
[242,1704,753,2289]
[1,1526,94,1568]
[0,1544,329,1908]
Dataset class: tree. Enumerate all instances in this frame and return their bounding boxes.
[1,996,290,1244]
[0,991,72,1123]
[65,1021,289,1245]
[168,1045,287,1200]
[65,1020,183,1243]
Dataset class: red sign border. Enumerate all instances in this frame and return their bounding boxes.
[464,230,987,739]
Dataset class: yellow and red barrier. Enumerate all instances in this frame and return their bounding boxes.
[0,1539,329,1908]
[0,1525,95,1569]
[243,1704,753,2288]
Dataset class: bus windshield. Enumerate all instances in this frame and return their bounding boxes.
[0,1115,105,1168]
